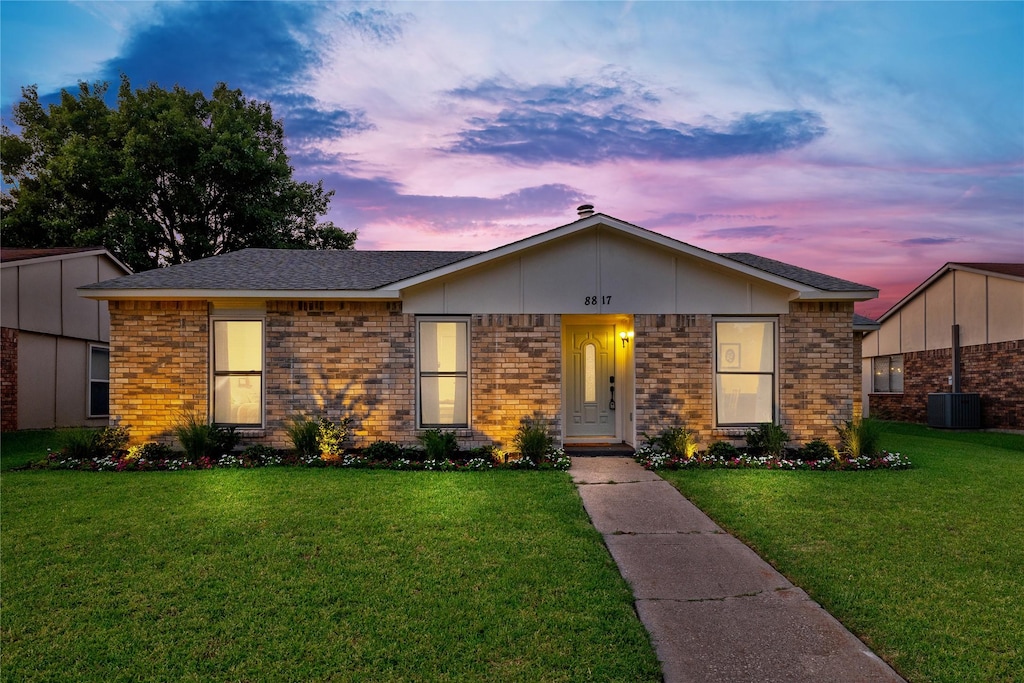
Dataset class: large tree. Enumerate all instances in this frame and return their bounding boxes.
[1,77,355,271]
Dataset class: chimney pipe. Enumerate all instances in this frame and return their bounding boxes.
[577,204,595,218]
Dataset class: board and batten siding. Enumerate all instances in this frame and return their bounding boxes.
[402,227,793,315]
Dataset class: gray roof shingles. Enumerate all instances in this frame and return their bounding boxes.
[82,245,874,294]
[81,249,481,291]
[720,252,876,292]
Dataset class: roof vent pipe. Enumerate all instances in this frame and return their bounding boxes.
[577,204,595,218]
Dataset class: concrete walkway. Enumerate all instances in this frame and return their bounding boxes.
[570,457,906,683]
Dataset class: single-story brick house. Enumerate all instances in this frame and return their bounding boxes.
[80,210,879,450]
[863,262,1023,429]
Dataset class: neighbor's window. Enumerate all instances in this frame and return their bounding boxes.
[88,345,110,417]
[418,318,469,427]
[212,320,264,426]
[872,355,904,393]
[715,320,776,426]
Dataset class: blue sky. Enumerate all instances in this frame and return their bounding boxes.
[2,1,1022,317]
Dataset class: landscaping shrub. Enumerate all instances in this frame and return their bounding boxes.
[363,440,406,462]
[642,425,699,459]
[798,438,837,462]
[837,417,884,457]
[173,411,236,461]
[513,415,556,463]
[745,423,789,458]
[60,429,101,460]
[706,440,742,459]
[93,426,130,457]
[286,417,320,458]
[418,429,459,461]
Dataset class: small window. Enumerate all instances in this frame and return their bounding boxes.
[88,345,110,417]
[418,318,469,427]
[715,320,776,426]
[872,355,904,393]
[212,320,264,426]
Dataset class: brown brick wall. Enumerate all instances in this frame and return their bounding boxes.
[779,302,858,444]
[108,300,208,444]
[264,301,416,448]
[470,314,562,448]
[633,305,858,447]
[869,340,1023,429]
[1,327,17,432]
[634,314,714,444]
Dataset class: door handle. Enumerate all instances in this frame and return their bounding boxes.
[609,384,616,410]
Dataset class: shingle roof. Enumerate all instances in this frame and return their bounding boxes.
[720,253,876,292]
[1,246,106,263]
[80,249,481,291]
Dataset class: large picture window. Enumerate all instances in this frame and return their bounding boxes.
[212,320,264,426]
[872,355,904,393]
[88,345,109,417]
[715,320,776,426]
[418,318,469,427]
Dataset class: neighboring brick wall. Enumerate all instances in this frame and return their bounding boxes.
[1,327,17,432]
[264,301,415,448]
[779,302,857,444]
[870,340,1023,429]
[108,301,208,444]
[634,314,714,445]
[471,314,562,448]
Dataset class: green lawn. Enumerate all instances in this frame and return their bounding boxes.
[658,423,1024,683]
[1,465,661,681]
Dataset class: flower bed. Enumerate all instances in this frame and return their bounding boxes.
[41,446,571,472]
[635,446,912,471]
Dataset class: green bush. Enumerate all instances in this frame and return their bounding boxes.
[173,411,235,461]
[513,415,555,463]
[287,417,321,458]
[707,440,742,459]
[745,423,790,458]
[126,442,175,461]
[93,426,130,457]
[317,416,350,455]
[418,429,459,461]
[798,438,836,462]
[363,440,405,462]
[837,417,884,457]
[643,426,699,459]
[60,429,101,460]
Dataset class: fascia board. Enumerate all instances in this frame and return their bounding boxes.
[792,290,879,302]
[78,288,402,301]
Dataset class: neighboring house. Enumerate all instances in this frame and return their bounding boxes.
[1,247,132,431]
[862,262,1024,430]
[80,211,878,450]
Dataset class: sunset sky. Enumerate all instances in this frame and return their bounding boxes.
[2,1,1021,317]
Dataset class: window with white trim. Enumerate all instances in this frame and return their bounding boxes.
[715,320,776,426]
[872,355,904,393]
[417,318,469,427]
[88,345,110,417]
[212,319,264,426]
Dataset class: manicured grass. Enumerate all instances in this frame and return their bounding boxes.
[0,428,72,470]
[658,423,1024,683]
[1,467,661,682]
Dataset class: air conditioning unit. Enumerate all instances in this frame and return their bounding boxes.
[927,393,981,429]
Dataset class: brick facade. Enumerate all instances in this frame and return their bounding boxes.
[470,314,562,448]
[869,340,1023,429]
[1,327,17,432]
[108,299,861,449]
[108,300,209,443]
[779,302,858,444]
[634,314,714,444]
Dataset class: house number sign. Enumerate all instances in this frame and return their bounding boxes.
[584,296,612,306]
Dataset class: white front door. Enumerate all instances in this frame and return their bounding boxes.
[565,325,616,438]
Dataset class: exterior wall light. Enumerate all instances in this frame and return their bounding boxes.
[619,330,634,347]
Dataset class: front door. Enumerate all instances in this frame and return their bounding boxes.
[565,325,616,438]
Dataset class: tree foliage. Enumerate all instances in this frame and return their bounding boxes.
[1,78,355,271]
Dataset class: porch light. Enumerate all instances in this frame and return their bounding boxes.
[619,330,634,347]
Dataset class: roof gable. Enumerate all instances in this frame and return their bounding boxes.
[877,261,1024,322]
